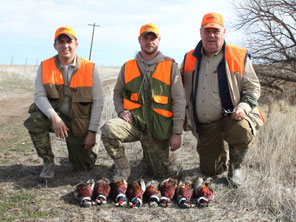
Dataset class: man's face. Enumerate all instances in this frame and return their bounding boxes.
[200,27,225,56]
[54,34,78,61]
[138,32,160,55]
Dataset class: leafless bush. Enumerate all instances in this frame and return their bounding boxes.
[233,0,296,98]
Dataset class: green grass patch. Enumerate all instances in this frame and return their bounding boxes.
[0,123,32,165]
[0,123,31,150]
[0,191,49,221]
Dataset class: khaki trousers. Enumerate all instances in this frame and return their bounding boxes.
[197,116,253,176]
[101,118,170,178]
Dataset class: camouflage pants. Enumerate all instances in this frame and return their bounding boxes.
[197,116,253,176]
[101,118,170,177]
[24,110,98,171]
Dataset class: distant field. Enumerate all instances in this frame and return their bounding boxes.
[0,65,120,81]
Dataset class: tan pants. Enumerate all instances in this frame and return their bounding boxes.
[197,116,253,176]
[101,118,170,178]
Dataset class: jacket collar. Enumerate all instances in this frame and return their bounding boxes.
[192,40,226,59]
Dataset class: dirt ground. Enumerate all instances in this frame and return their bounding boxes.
[0,93,33,127]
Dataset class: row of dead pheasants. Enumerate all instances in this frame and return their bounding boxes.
[74,177,214,209]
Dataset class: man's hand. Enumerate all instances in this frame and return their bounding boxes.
[50,113,68,139]
[231,106,246,121]
[169,133,182,151]
[119,110,133,123]
[84,131,96,150]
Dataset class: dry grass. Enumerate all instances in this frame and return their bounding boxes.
[0,65,295,221]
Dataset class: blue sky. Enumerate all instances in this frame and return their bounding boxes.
[0,0,245,66]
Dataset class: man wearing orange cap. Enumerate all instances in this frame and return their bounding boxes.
[101,23,185,180]
[24,26,104,180]
[181,13,264,187]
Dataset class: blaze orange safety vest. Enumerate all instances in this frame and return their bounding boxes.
[184,45,247,74]
[123,59,173,140]
[41,56,95,136]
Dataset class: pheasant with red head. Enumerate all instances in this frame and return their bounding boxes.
[110,179,128,207]
[127,179,146,208]
[176,180,195,208]
[144,180,161,207]
[73,179,95,207]
[93,177,111,205]
[159,177,178,207]
[194,177,214,208]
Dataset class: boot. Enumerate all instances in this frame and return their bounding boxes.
[40,157,55,179]
[113,156,131,181]
[28,131,55,179]
[228,147,248,188]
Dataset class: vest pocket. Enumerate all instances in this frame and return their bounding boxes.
[152,95,172,140]
[152,110,172,140]
[123,98,141,110]
[72,100,92,116]
[153,95,168,104]
[70,116,90,136]
[70,97,92,136]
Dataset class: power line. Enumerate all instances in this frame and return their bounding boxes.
[88,22,100,61]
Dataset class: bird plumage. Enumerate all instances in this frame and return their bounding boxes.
[194,177,214,208]
[73,179,95,207]
[127,179,146,208]
[110,179,128,207]
[144,180,161,207]
[176,180,194,208]
[93,177,111,205]
[159,177,178,207]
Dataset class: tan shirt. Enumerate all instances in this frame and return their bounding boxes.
[196,49,223,123]
[195,48,258,124]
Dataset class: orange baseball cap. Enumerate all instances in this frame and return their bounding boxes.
[54,26,77,41]
[201,12,224,29]
[139,23,159,37]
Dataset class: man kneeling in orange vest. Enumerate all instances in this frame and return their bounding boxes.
[24,26,104,180]
[101,23,185,180]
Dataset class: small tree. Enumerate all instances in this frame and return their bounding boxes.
[233,0,296,95]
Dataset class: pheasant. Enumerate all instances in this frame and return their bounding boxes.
[193,177,214,208]
[159,177,178,207]
[110,179,128,207]
[127,179,146,208]
[93,177,111,205]
[73,179,95,207]
[144,180,161,207]
[176,180,194,208]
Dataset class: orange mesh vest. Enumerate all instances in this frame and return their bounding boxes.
[41,56,95,136]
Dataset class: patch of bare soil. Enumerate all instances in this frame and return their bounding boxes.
[0,92,33,127]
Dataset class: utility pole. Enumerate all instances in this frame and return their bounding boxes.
[88,22,100,61]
